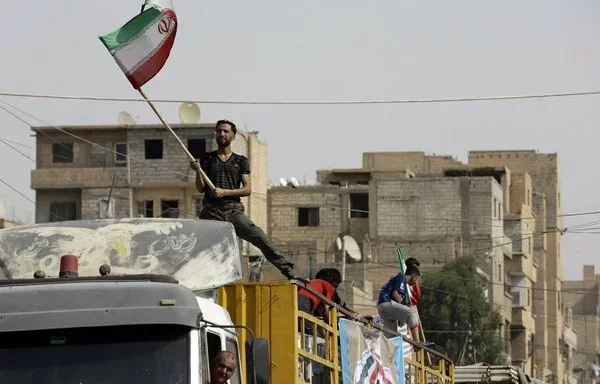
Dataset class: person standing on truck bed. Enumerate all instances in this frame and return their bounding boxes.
[377,265,422,346]
[190,120,297,280]
[405,257,422,306]
[210,351,237,384]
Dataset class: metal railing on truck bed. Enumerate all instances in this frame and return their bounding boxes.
[218,281,455,384]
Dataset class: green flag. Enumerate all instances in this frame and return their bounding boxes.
[396,246,410,305]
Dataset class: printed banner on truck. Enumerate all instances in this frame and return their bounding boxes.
[0,218,242,290]
[339,318,405,384]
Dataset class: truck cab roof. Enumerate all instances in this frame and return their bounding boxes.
[0,275,202,333]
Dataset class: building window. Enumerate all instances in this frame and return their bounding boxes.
[493,198,497,218]
[161,200,179,218]
[49,201,76,222]
[137,200,154,218]
[298,207,319,227]
[350,193,369,218]
[114,142,127,165]
[187,138,206,159]
[52,143,74,163]
[145,139,163,159]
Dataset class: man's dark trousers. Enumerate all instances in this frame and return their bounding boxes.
[199,201,294,276]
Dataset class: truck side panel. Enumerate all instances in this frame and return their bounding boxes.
[219,282,299,384]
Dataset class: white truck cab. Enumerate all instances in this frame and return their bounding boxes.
[0,218,270,384]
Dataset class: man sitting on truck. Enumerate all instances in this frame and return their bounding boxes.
[297,268,342,334]
[210,351,237,384]
[377,265,422,345]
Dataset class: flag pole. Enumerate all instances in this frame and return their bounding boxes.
[137,88,215,190]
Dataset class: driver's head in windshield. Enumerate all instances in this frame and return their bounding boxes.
[210,351,237,384]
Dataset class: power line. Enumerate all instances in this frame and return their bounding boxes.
[2,98,592,227]
[0,89,599,105]
[0,99,512,229]
[0,136,33,149]
[0,177,34,204]
[3,97,595,299]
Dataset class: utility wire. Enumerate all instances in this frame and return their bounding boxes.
[1,98,592,227]
[1,97,593,299]
[0,89,599,105]
[0,177,34,204]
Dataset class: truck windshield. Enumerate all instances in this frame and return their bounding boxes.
[0,324,189,384]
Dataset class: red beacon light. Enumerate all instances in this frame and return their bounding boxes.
[59,255,79,278]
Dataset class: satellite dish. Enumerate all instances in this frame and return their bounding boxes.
[118,111,137,126]
[288,177,300,188]
[342,235,362,262]
[279,178,288,187]
[335,236,343,250]
[179,102,201,124]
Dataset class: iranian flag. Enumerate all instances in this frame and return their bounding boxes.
[99,0,177,89]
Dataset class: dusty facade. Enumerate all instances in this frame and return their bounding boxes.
[269,150,566,381]
[30,123,268,273]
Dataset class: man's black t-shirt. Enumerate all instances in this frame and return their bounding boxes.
[200,151,250,204]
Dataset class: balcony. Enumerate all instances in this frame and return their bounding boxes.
[506,253,537,282]
[512,306,535,330]
[31,167,129,189]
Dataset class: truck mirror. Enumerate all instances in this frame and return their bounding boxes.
[245,338,270,384]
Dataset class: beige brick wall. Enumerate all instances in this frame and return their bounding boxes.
[242,133,268,257]
[563,266,600,369]
[362,151,466,174]
[35,130,128,169]
[32,126,270,252]
[82,187,131,219]
[469,150,562,381]
[267,186,371,281]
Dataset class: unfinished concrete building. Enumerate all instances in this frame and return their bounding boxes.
[564,266,600,372]
[30,123,269,273]
[268,150,566,382]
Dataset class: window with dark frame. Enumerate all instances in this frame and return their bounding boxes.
[161,200,179,218]
[298,207,319,227]
[145,139,163,159]
[350,193,369,218]
[49,201,77,222]
[136,200,154,218]
[114,142,127,165]
[187,138,206,159]
[52,143,74,163]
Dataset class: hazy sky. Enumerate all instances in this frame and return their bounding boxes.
[1,1,599,280]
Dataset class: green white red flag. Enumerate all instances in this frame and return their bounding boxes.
[99,0,177,89]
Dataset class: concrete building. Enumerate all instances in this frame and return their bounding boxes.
[563,266,600,372]
[270,158,516,357]
[563,307,580,384]
[269,150,565,380]
[30,123,269,273]
[267,184,376,314]
[469,151,564,384]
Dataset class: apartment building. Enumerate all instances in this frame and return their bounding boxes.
[563,265,600,372]
[469,150,564,384]
[30,123,268,263]
[269,150,568,380]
